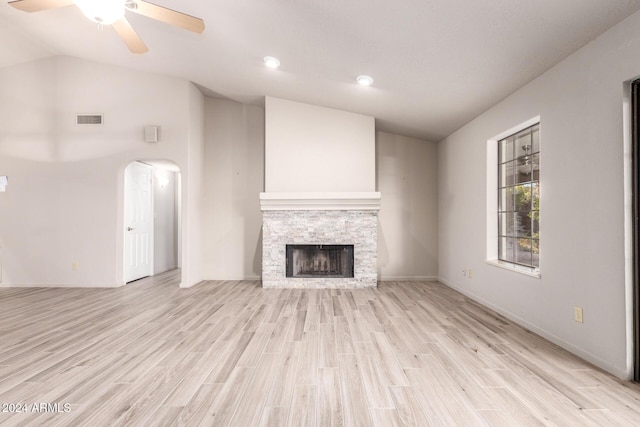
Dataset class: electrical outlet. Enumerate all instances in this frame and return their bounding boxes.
[468,269,473,279]
[574,306,584,323]
[72,261,79,271]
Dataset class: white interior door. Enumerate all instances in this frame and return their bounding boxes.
[124,161,153,283]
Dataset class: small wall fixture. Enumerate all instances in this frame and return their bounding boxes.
[264,56,281,69]
[356,75,374,86]
[0,176,7,192]
[144,125,160,143]
[158,177,170,188]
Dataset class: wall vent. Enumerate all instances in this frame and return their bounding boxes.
[76,114,103,125]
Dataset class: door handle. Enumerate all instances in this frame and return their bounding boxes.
[127,227,135,231]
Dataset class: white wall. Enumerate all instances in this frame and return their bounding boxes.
[0,56,202,287]
[377,132,438,280]
[438,11,640,378]
[180,83,205,288]
[203,98,264,280]
[265,97,375,192]
[153,168,177,275]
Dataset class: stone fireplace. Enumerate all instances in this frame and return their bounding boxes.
[260,192,380,288]
[261,97,379,288]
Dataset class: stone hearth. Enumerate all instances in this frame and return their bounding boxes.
[260,193,380,288]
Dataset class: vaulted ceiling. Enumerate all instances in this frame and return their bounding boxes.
[2,0,640,141]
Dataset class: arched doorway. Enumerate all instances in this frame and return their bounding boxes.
[124,160,182,283]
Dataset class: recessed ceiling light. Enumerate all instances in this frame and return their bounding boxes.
[264,56,280,69]
[356,75,374,86]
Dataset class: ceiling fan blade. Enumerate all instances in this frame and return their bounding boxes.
[112,17,148,54]
[8,0,75,12]
[128,1,205,34]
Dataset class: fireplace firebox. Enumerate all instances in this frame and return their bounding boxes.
[286,244,354,278]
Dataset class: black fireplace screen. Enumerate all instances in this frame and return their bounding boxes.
[286,244,354,278]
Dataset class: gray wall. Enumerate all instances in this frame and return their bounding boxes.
[153,168,177,275]
[264,97,376,192]
[202,98,264,280]
[377,132,438,280]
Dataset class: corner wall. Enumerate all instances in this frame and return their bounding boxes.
[153,168,177,275]
[377,132,438,280]
[202,98,264,280]
[438,10,640,378]
[180,83,205,287]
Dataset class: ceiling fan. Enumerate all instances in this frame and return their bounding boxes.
[8,0,205,54]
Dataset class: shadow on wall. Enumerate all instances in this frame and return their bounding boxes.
[253,228,263,279]
[377,223,389,276]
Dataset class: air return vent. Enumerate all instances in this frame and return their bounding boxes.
[76,114,103,125]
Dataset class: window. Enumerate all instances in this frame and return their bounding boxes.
[498,124,540,270]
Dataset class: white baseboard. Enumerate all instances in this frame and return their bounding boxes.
[184,276,262,288]
[0,282,123,288]
[378,276,438,282]
[437,276,630,380]
[196,276,438,284]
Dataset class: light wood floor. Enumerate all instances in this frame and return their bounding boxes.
[1,270,639,426]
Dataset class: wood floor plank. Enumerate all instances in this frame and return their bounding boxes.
[161,343,228,406]
[332,296,345,317]
[320,298,333,324]
[338,353,372,427]
[258,406,290,427]
[288,384,316,426]
[196,366,256,426]
[319,322,338,368]
[334,316,355,354]
[304,303,320,332]
[388,385,433,426]
[263,315,292,354]
[167,383,223,426]
[370,407,403,427]
[267,341,299,407]
[205,331,254,382]
[295,331,319,385]
[111,361,204,426]
[491,358,586,425]
[345,311,370,342]
[288,310,307,342]
[358,303,384,332]
[482,386,548,426]
[236,323,275,367]
[317,368,344,426]
[229,353,281,426]
[404,367,473,426]
[367,332,409,386]
[353,341,394,408]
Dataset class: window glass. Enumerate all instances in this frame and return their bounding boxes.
[498,123,540,270]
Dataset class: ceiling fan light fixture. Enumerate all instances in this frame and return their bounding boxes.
[356,75,374,86]
[75,0,126,25]
[264,56,281,69]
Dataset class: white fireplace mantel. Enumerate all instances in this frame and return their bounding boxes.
[259,192,381,211]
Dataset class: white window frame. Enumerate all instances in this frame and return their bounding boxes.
[486,116,541,278]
